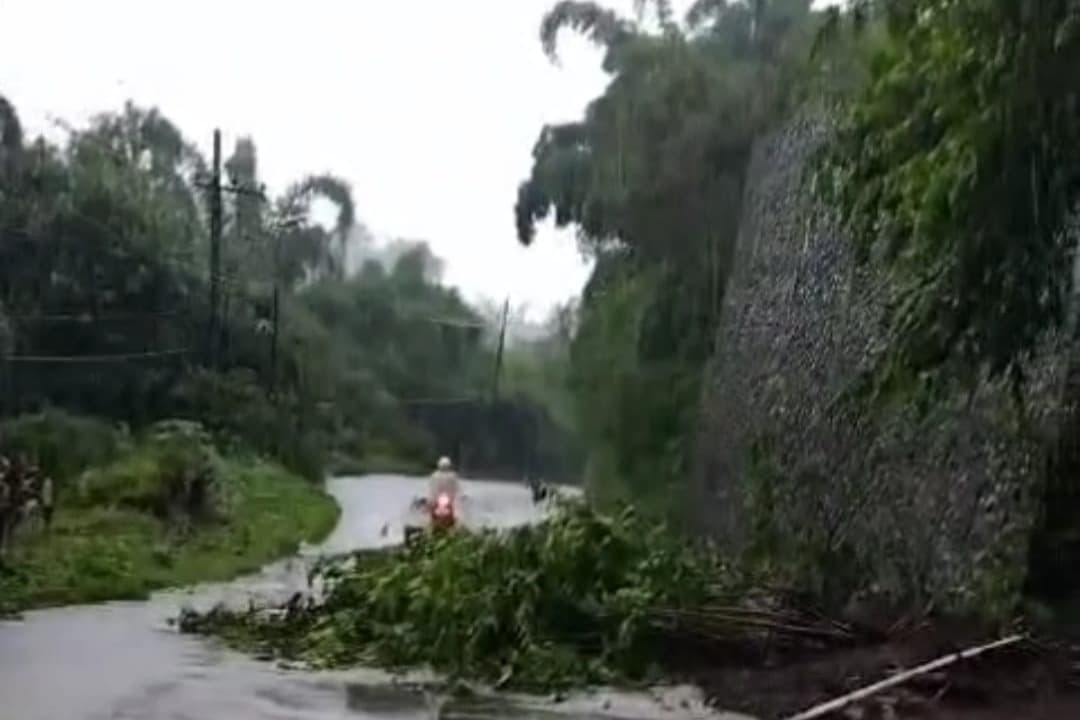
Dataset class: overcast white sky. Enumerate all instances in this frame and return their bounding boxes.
[0,1,840,320]
[0,0,673,320]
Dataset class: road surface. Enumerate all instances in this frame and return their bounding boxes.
[0,475,743,720]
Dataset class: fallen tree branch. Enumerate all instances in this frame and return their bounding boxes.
[783,634,1025,720]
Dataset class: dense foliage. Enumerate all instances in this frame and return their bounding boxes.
[819,0,1080,395]
[180,500,717,690]
[0,94,578,480]
[516,0,826,511]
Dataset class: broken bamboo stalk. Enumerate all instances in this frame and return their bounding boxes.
[783,633,1025,720]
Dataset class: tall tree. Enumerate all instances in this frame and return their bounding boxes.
[0,94,23,184]
[516,0,819,510]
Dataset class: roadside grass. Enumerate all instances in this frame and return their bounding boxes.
[0,459,339,614]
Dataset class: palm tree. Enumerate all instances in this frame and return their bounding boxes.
[297,174,355,274]
[274,173,356,285]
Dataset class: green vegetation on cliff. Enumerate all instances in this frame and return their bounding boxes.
[821,0,1080,393]
[819,0,1080,611]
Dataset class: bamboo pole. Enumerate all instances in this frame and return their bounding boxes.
[783,634,1024,720]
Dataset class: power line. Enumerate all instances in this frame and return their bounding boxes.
[6,310,190,322]
[6,348,191,364]
[398,395,486,406]
[419,316,487,330]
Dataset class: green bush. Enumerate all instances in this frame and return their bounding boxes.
[169,368,327,482]
[0,409,130,486]
[181,499,717,690]
[75,421,221,522]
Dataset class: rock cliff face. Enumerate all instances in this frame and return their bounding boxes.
[692,113,1058,604]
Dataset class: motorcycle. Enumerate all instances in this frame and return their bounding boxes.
[430,491,456,531]
[404,492,458,545]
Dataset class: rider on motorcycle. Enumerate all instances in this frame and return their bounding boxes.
[429,456,460,505]
[424,456,461,530]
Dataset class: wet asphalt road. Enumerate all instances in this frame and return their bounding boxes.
[0,475,744,720]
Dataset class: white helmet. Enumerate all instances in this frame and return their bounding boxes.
[437,456,453,471]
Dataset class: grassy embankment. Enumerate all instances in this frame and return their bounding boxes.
[0,414,339,614]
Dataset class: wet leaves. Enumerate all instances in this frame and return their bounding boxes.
[181,499,718,691]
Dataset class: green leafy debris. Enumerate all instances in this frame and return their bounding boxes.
[180,499,718,691]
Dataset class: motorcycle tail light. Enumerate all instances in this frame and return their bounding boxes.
[433,493,453,517]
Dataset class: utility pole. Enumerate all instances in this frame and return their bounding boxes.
[269,226,281,395]
[267,214,301,397]
[490,298,509,402]
[207,129,223,370]
[197,129,266,372]
[484,299,510,482]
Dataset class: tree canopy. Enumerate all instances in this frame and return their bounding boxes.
[0,94,578,481]
[515,0,824,510]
